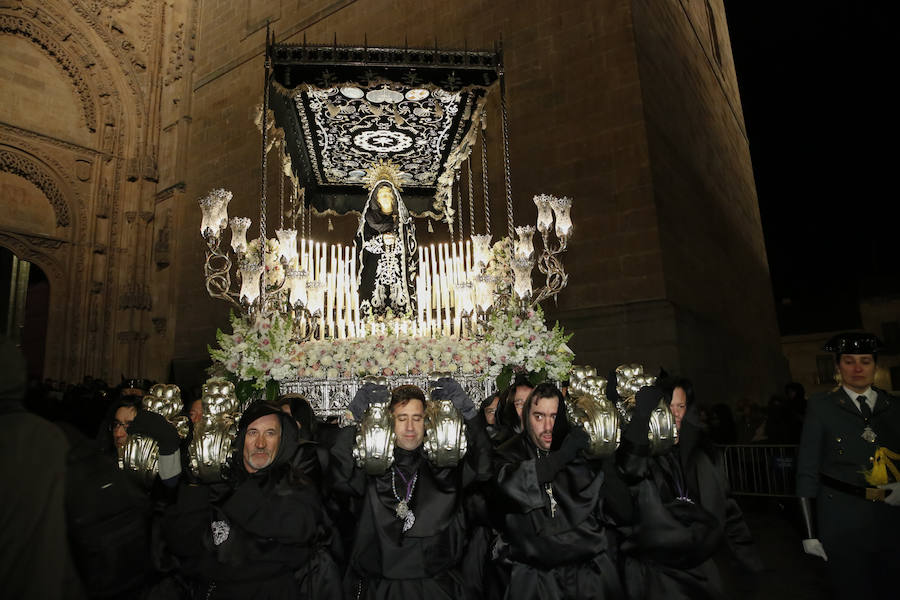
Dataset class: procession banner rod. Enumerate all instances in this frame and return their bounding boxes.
[498,42,514,242]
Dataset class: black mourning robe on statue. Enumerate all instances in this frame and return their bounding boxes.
[330,414,492,599]
[491,432,624,600]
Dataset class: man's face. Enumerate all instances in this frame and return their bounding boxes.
[528,395,558,451]
[513,384,534,418]
[393,398,425,451]
[838,353,876,394]
[376,186,395,215]
[669,387,687,431]
[113,405,137,448]
[484,396,499,425]
[243,414,281,473]
[189,399,203,424]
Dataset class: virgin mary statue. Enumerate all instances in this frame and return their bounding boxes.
[355,165,418,318]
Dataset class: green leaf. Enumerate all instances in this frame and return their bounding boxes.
[265,379,280,404]
[496,365,513,391]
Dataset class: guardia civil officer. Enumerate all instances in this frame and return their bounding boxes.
[796,332,900,598]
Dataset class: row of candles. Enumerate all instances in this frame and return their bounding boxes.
[199,189,574,339]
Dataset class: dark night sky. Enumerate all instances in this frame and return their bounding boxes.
[723,2,898,334]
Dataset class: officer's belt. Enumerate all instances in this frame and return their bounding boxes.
[820,473,886,502]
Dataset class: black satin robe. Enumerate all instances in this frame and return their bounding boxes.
[162,407,341,600]
[491,434,624,600]
[330,415,492,599]
[615,420,762,600]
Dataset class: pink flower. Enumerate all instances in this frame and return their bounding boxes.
[234,336,243,343]
[384,368,395,376]
[261,338,270,346]
[529,335,536,342]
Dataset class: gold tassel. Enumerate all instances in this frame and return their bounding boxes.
[328,218,334,232]
[427,219,433,233]
[864,446,900,486]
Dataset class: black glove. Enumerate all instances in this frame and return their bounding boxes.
[633,385,663,422]
[606,370,620,404]
[535,426,590,483]
[129,409,180,454]
[623,385,663,446]
[431,377,476,419]
[349,382,389,421]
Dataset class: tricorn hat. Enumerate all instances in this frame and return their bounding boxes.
[823,332,884,355]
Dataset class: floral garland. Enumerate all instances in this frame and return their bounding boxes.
[209,311,490,388]
[483,305,573,390]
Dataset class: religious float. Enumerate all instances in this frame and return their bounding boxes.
[118,33,677,482]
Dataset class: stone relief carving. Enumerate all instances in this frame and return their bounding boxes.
[0,231,66,285]
[154,209,170,268]
[119,281,152,310]
[151,316,166,334]
[164,21,194,88]
[0,14,97,132]
[0,149,71,227]
[75,158,92,181]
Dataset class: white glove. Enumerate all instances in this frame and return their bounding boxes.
[802,538,828,561]
[880,481,900,506]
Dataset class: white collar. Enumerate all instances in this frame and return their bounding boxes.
[843,386,875,408]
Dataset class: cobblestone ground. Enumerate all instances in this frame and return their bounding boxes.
[718,496,832,600]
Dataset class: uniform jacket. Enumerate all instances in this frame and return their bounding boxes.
[795,386,900,562]
[796,386,900,497]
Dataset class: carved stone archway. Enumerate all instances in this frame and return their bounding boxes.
[0,232,71,380]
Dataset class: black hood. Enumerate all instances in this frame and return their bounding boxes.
[522,388,571,452]
[233,401,300,479]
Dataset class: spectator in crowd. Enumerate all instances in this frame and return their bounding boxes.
[0,336,84,599]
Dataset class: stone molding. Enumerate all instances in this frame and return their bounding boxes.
[0,14,97,132]
[0,148,71,226]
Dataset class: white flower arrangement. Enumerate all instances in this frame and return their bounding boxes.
[483,304,573,390]
[209,311,299,389]
[209,311,490,387]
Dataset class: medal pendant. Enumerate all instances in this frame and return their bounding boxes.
[546,486,558,518]
[861,426,877,443]
[403,510,415,532]
[396,500,409,519]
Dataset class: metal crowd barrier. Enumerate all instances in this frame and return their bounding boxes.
[720,444,799,497]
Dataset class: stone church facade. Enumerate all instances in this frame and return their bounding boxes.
[0,0,785,404]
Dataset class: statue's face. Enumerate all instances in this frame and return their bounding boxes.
[375,185,395,215]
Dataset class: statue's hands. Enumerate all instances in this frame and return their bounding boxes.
[431,377,476,419]
[880,481,900,506]
[349,382,390,421]
[801,538,828,561]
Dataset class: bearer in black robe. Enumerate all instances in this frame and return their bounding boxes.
[491,382,624,599]
[162,402,341,599]
[332,379,492,599]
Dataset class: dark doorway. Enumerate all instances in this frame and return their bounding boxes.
[1,246,50,381]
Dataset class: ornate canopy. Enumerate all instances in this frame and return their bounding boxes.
[269,42,501,219]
